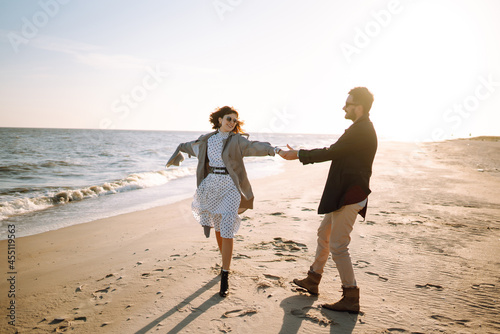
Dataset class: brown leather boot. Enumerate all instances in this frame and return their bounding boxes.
[322,286,360,313]
[292,267,322,295]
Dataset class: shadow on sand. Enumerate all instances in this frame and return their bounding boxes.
[279,294,358,333]
[134,276,221,334]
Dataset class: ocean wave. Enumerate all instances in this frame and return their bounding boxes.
[0,164,39,174]
[0,160,87,175]
[0,167,194,221]
[39,160,85,168]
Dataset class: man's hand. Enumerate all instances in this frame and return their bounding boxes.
[279,144,299,160]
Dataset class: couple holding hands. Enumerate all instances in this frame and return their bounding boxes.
[166,87,377,314]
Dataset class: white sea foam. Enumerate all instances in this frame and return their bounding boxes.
[0,196,54,220]
[0,167,195,221]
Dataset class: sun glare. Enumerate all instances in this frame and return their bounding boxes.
[347,2,485,141]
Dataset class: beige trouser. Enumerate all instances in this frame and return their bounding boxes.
[310,203,363,288]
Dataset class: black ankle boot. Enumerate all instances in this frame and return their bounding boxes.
[219,270,229,297]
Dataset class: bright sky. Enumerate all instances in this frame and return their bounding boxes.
[1,0,499,141]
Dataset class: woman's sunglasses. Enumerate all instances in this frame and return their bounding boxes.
[224,116,239,123]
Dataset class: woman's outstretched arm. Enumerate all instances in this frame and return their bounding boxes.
[238,135,276,157]
[166,135,203,167]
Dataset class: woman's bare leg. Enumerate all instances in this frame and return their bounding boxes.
[221,237,233,271]
[215,231,223,254]
[215,231,233,271]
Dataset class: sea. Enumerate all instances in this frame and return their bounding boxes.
[0,128,338,240]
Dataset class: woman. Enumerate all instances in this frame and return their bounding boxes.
[166,106,280,297]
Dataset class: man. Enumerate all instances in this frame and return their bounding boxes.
[279,87,377,313]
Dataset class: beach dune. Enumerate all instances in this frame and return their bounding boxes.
[1,138,499,333]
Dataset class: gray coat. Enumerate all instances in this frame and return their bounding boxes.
[166,131,275,212]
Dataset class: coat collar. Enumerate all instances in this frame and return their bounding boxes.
[353,114,370,125]
[347,115,371,130]
[202,130,248,141]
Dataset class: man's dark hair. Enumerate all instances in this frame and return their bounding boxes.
[349,87,374,114]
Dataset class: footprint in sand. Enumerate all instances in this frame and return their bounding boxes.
[354,260,370,268]
[255,274,287,290]
[388,221,404,226]
[471,283,495,289]
[385,328,410,333]
[410,220,424,226]
[415,283,444,291]
[430,314,471,326]
[94,286,111,294]
[54,324,69,332]
[272,237,308,252]
[92,286,115,301]
[44,316,87,332]
[176,303,195,313]
[290,306,333,327]
[217,321,232,333]
[211,264,222,274]
[222,308,257,318]
[256,280,273,290]
[365,271,389,282]
[97,273,116,281]
[234,253,251,260]
[248,238,308,254]
[301,208,315,212]
[263,273,282,280]
[49,318,65,325]
[274,252,299,262]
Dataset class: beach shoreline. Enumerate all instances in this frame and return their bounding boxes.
[1,139,499,333]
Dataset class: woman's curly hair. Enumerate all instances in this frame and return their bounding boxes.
[209,106,245,133]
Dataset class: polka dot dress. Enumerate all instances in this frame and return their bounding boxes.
[192,131,241,239]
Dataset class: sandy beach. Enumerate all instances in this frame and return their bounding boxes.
[1,138,499,333]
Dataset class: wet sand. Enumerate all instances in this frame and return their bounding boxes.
[1,138,499,333]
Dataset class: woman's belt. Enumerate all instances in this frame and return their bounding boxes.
[209,166,229,174]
